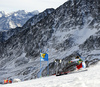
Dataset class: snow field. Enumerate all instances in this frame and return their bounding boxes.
[1,62,100,87]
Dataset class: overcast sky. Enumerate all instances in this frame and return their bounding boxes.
[0,0,68,13]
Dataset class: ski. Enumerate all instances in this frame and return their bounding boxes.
[52,71,71,76]
[52,69,88,76]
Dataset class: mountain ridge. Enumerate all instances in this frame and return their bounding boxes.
[0,10,39,31]
[0,0,100,81]
[0,8,54,42]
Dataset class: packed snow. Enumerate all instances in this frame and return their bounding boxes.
[1,62,100,87]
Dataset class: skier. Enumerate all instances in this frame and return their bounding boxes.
[75,56,83,70]
[69,56,86,71]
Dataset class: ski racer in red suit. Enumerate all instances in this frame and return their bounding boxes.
[69,56,86,70]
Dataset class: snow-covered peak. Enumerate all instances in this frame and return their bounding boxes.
[15,10,27,14]
[0,10,39,31]
[0,11,5,17]
[6,10,39,17]
[0,11,5,14]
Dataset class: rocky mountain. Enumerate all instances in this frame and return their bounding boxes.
[0,10,39,31]
[0,0,100,81]
[0,9,54,42]
[23,8,55,29]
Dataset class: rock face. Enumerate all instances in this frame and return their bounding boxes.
[23,8,55,29]
[0,0,100,81]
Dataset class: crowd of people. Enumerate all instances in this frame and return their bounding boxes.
[4,78,13,84]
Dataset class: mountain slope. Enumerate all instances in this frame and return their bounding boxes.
[0,8,54,42]
[0,0,100,81]
[23,8,55,29]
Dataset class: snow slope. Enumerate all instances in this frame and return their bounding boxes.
[1,62,100,87]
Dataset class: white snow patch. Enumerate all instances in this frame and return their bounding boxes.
[0,14,2,17]
[9,21,16,28]
[90,50,100,55]
[73,28,98,44]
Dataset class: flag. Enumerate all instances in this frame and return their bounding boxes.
[40,53,48,61]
